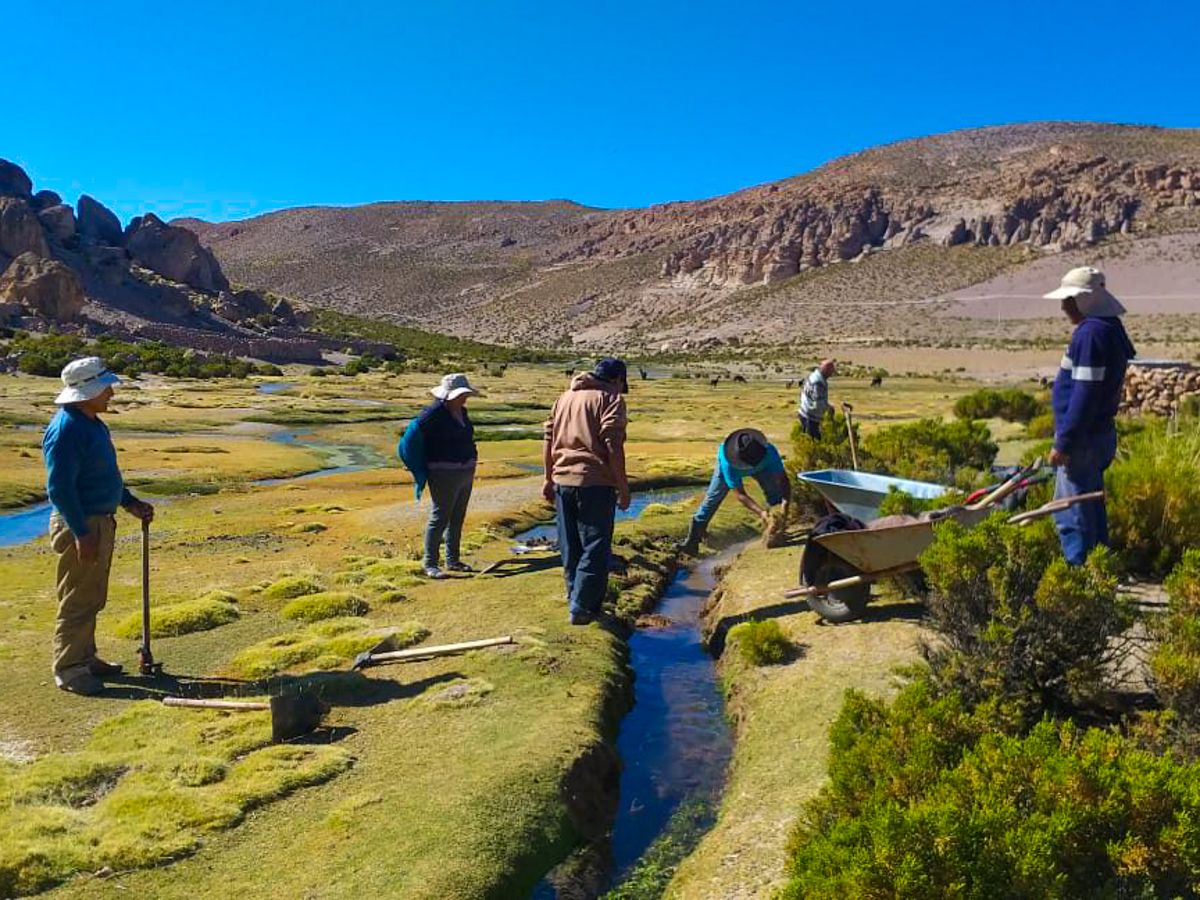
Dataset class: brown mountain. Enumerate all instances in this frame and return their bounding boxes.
[178,123,1200,350]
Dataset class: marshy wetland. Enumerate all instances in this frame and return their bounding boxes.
[0,364,1074,898]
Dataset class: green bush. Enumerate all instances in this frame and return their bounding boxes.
[954,387,1048,423]
[1107,418,1200,577]
[280,591,368,623]
[876,485,965,516]
[862,417,997,485]
[729,619,791,666]
[918,514,1131,717]
[3,332,258,381]
[1149,550,1200,728]
[782,681,1200,900]
[1025,411,1055,439]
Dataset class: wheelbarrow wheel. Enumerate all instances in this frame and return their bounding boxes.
[801,554,870,624]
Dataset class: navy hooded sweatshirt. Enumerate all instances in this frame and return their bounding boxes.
[1052,316,1136,455]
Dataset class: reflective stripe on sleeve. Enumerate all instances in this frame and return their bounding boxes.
[1072,365,1106,382]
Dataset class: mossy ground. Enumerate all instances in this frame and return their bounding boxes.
[0,364,1008,897]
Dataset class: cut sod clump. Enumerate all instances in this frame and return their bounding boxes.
[422,677,495,709]
[261,575,323,601]
[231,620,429,677]
[0,701,351,897]
[113,591,239,639]
[729,619,791,666]
[290,521,328,534]
[280,591,368,623]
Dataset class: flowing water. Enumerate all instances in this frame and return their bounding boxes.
[532,544,742,899]
[0,503,53,549]
[515,488,699,545]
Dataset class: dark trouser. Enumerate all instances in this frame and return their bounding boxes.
[799,414,821,439]
[1053,429,1117,566]
[693,463,785,527]
[555,484,616,617]
[424,468,475,568]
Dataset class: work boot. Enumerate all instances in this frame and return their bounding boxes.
[679,519,707,556]
[87,658,124,678]
[55,671,103,696]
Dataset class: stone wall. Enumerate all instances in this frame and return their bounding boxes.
[128,322,325,364]
[1121,361,1200,415]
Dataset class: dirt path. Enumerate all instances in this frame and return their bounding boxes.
[667,542,926,900]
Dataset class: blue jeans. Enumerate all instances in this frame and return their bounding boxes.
[556,485,617,617]
[693,463,785,526]
[424,468,475,568]
[1053,429,1117,566]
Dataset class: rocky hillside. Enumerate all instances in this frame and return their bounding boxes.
[181,123,1200,351]
[0,159,395,364]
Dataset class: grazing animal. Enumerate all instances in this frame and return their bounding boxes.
[870,376,883,388]
[709,377,720,388]
[733,374,747,383]
[786,379,794,389]
[1039,376,1050,387]
[638,366,648,380]
[564,368,574,378]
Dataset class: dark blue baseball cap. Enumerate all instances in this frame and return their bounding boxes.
[592,357,630,392]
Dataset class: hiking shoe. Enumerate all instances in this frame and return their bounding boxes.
[445,561,475,573]
[569,610,596,626]
[56,672,104,696]
[423,566,445,580]
[87,658,124,678]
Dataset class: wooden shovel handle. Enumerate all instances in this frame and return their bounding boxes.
[163,697,269,712]
[365,635,514,664]
[1006,491,1104,525]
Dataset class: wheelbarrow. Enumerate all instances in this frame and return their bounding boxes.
[795,469,951,522]
[785,462,1102,623]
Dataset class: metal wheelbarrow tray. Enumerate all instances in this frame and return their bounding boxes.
[796,469,951,522]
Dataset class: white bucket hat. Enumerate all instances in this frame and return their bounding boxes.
[430,373,484,401]
[1043,266,1126,317]
[55,356,121,405]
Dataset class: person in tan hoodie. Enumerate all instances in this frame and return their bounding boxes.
[543,357,631,625]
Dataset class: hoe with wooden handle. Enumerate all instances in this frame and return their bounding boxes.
[352,635,514,671]
[163,693,327,742]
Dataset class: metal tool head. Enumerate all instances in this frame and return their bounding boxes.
[138,647,163,677]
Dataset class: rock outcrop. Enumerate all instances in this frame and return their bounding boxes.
[1121,362,1200,416]
[37,204,76,243]
[0,252,85,321]
[0,159,32,199]
[76,194,124,245]
[125,213,229,293]
[0,197,50,259]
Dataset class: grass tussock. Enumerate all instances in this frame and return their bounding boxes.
[0,702,351,897]
[113,591,239,639]
[280,591,369,623]
[230,619,429,677]
[421,678,495,710]
[260,575,323,601]
[728,619,791,666]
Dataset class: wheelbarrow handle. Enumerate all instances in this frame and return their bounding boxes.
[1006,491,1104,525]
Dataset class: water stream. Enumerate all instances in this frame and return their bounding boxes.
[532,543,742,899]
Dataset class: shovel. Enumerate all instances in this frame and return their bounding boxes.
[163,692,327,742]
[841,402,859,470]
[352,635,514,671]
[137,519,163,677]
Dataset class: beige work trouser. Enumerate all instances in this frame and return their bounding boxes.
[49,512,117,679]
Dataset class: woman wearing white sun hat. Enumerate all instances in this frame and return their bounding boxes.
[42,357,154,696]
[1043,266,1136,566]
[398,373,484,579]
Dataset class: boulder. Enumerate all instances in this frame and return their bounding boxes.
[77,194,124,245]
[37,204,76,243]
[213,288,269,322]
[0,198,50,259]
[0,159,32,199]
[32,189,62,210]
[0,252,86,321]
[124,213,229,293]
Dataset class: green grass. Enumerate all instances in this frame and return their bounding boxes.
[727,619,791,666]
[260,575,323,602]
[229,619,427,677]
[280,591,369,623]
[113,591,240,639]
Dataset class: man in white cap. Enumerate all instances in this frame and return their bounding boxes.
[42,357,154,695]
[798,359,836,438]
[1043,266,1136,565]
[680,428,790,554]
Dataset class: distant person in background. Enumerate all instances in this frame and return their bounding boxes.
[43,357,154,696]
[680,428,790,554]
[399,373,483,579]
[798,359,836,438]
[1043,267,1136,565]
[543,358,630,625]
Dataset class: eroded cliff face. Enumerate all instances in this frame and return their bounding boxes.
[558,155,1200,290]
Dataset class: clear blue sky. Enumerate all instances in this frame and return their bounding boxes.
[7,0,1195,223]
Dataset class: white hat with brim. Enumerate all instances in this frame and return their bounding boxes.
[1043,266,1126,317]
[55,356,121,405]
[430,373,484,401]
[723,427,769,469]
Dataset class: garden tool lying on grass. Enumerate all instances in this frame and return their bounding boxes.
[137,519,164,677]
[162,692,327,742]
[352,635,514,671]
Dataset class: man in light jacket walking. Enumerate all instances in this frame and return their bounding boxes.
[543,358,630,625]
[798,359,836,438]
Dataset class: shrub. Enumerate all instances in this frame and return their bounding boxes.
[787,410,864,516]
[862,417,997,485]
[918,514,1132,717]
[729,619,791,666]
[1025,411,1055,439]
[782,681,1200,900]
[1107,418,1200,577]
[876,485,965,516]
[280,591,368,623]
[1148,550,1200,727]
[953,387,1047,423]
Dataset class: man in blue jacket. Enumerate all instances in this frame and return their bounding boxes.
[43,357,154,695]
[1043,267,1136,565]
